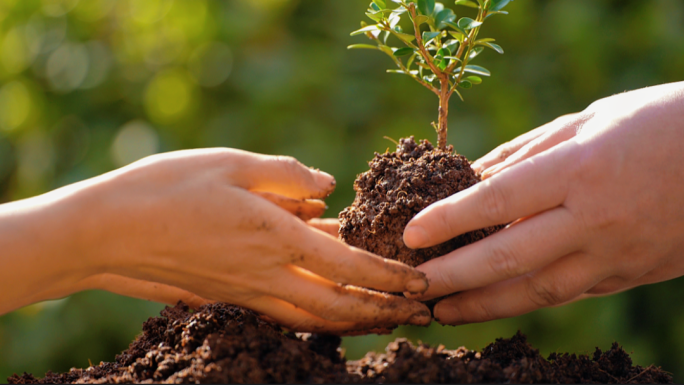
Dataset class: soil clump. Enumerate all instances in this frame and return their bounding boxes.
[339,136,502,267]
[8,302,671,384]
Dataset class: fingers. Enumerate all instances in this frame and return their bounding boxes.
[471,113,579,173]
[410,207,584,301]
[307,218,340,237]
[404,140,580,249]
[432,252,608,325]
[81,273,211,309]
[286,222,429,295]
[252,191,327,221]
[265,265,431,326]
[481,114,587,180]
[227,151,336,200]
[471,121,553,173]
[249,295,397,335]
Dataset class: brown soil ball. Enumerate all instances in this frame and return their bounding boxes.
[339,136,502,267]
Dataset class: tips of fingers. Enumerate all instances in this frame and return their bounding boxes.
[311,169,337,197]
[246,156,336,200]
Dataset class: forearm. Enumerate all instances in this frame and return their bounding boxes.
[0,189,96,315]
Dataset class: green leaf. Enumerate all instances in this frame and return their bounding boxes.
[394,31,417,42]
[379,45,394,55]
[459,80,473,88]
[393,47,415,56]
[351,25,381,36]
[366,12,383,22]
[454,0,479,8]
[457,17,483,30]
[489,0,514,12]
[370,2,381,11]
[448,30,466,42]
[422,31,442,42]
[468,46,484,59]
[434,8,456,29]
[485,10,509,19]
[372,0,387,9]
[348,44,380,50]
[417,0,435,16]
[466,75,482,84]
[388,12,401,27]
[464,64,491,76]
[436,47,450,70]
[479,41,504,54]
[415,15,432,26]
[445,39,460,54]
[387,69,419,75]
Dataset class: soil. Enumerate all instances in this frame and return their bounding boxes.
[339,136,502,268]
[8,302,672,384]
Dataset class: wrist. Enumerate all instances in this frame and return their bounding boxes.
[0,184,101,314]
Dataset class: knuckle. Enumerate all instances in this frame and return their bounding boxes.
[480,181,509,224]
[276,155,303,171]
[470,300,497,323]
[486,243,525,279]
[432,264,459,294]
[494,142,515,160]
[526,277,566,308]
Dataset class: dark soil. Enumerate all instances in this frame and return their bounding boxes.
[339,137,502,267]
[8,302,671,384]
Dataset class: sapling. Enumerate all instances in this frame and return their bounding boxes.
[338,0,513,271]
[349,0,513,150]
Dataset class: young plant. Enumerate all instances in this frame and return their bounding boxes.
[349,0,514,150]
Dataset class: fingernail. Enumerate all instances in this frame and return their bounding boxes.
[407,310,432,326]
[434,303,463,325]
[404,225,429,249]
[313,170,336,191]
[471,162,483,173]
[405,278,429,294]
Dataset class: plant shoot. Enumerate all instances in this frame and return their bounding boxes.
[350,0,514,150]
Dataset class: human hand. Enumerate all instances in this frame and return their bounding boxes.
[1,149,430,334]
[402,82,684,325]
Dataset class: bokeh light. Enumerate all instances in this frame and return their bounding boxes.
[0,81,33,133]
[0,0,683,382]
[144,68,197,125]
[111,120,160,167]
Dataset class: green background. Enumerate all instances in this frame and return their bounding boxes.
[1,0,683,381]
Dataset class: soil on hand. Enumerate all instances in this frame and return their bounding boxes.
[8,302,672,384]
[339,137,502,267]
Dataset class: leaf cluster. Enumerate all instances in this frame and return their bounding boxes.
[349,0,514,101]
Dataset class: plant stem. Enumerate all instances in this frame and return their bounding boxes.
[438,78,450,150]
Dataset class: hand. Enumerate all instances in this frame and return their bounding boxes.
[402,82,684,325]
[0,149,431,334]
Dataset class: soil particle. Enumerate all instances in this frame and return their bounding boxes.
[8,303,671,384]
[339,137,502,267]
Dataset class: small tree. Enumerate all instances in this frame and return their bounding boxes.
[350,0,514,150]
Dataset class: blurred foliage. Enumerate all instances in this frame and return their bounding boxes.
[0,0,683,381]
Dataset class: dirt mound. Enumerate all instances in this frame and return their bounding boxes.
[8,302,672,384]
[339,136,502,267]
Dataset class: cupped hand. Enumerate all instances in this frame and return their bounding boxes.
[402,82,684,325]
[62,149,430,333]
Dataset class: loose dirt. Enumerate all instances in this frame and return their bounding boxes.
[339,137,502,267]
[8,302,671,384]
